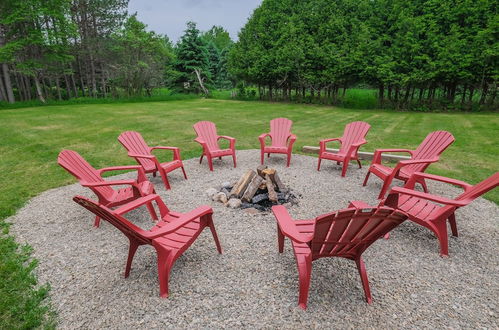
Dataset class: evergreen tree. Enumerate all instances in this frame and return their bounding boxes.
[174,21,210,93]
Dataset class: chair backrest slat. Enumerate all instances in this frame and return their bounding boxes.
[405,131,454,173]
[311,207,407,259]
[270,118,293,147]
[339,121,371,154]
[58,150,114,200]
[457,172,499,202]
[118,131,156,170]
[193,121,220,151]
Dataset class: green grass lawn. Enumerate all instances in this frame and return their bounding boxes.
[0,98,498,327]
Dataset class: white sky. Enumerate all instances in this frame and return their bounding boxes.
[128,0,263,43]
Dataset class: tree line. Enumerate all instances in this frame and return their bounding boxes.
[0,0,233,104]
[229,0,498,110]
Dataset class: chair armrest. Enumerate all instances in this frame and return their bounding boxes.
[128,153,156,160]
[287,134,297,150]
[372,148,414,164]
[151,146,181,160]
[399,157,439,166]
[320,137,342,144]
[217,135,235,141]
[407,172,472,190]
[80,179,136,188]
[98,165,143,175]
[319,138,342,153]
[98,165,148,183]
[114,194,162,215]
[272,205,314,243]
[389,187,468,207]
[351,139,367,147]
[259,133,271,147]
[194,137,207,146]
[151,146,179,151]
[218,135,236,149]
[146,206,214,238]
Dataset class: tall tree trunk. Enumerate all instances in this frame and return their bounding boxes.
[24,75,32,100]
[33,75,46,103]
[461,85,467,105]
[70,73,78,97]
[64,74,72,99]
[468,86,474,103]
[418,88,424,101]
[15,74,25,101]
[378,83,384,103]
[0,71,7,101]
[55,76,62,100]
[479,82,488,105]
[1,64,15,103]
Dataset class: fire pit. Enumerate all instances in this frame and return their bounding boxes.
[206,165,299,212]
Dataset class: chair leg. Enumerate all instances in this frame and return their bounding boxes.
[199,154,204,164]
[277,225,285,253]
[94,215,101,227]
[152,172,156,177]
[159,169,171,190]
[355,257,372,304]
[317,157,322,171]
[125,239,140,278]
[378,178,392,199]
[207,155,214,171]
[420,179,428,193]
[296,255,312,310]
[434,221,449,257]
[181,166,188,180]
[260,150,265,165]
[146,202,158,221]
[341,159,349,177]
[206,214,222,254]
[232,153,237,168]
[448,213,458,237]
[356,159,362,169]
[155,248,174,298]
[362,171,371,186]
[268,153,270,158]
[287,153,291,167]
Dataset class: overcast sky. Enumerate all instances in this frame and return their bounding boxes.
[128,0,263,43]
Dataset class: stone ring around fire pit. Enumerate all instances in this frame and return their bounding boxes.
[206,165,299,213]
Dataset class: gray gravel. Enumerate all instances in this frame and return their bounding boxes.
[8,150,499,329]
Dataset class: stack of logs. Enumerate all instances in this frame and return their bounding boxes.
[230,165,286,203]
[207,165,297,212]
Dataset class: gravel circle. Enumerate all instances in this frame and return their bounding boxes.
[8,150,499,329]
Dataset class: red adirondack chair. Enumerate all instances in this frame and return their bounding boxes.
[363,131,455,199]
[58,149,157,227]
[193,121,236,171]
[384,171,499,257]
[73,194,222,297]
[272,205,407,309]
[118,131,187,190]
[259,118,297,167]
[317,121,371,176]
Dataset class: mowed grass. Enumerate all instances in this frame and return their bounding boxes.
[0,98,497,327]
[1,98,497,217]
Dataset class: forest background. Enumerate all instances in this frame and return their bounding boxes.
[0,0,497,111]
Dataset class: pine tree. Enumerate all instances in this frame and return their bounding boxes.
[174,21,210,93]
